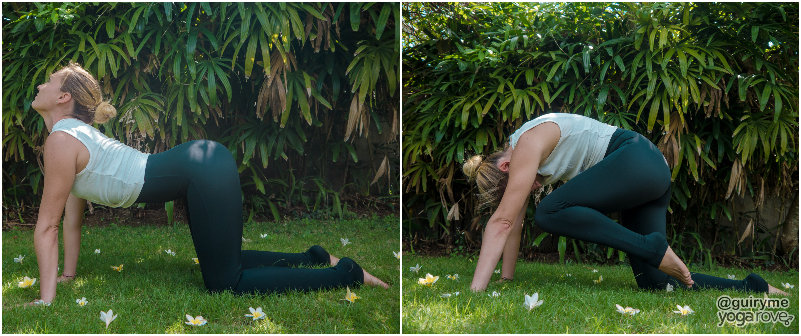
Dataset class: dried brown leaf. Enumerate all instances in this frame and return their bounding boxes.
[726,159,742,199]
[738,219,753,244]
[371,155,389,185]
[447,203,460,221]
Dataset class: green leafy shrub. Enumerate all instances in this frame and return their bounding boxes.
[2,2,399,219]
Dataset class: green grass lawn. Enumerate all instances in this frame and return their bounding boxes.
[2,216,400,333]
[402,255,798,333]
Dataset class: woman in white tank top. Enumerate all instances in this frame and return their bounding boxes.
[463,113,786,295]
[24,63,388,306]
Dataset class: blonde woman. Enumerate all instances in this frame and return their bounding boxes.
[463,112,787,294]
[27,62,388,306]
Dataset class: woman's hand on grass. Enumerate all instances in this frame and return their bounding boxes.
[57,274,75,283]
[20,299,51,307]
[495,277,513,284]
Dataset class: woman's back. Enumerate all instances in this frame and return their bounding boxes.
[50,118,149,207]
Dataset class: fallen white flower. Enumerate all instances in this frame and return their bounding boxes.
[524,293,543,310]
[245,307,266,320]
[440,291,460,298]
[100,309,118,328]
[673,304,694,316]
[615,304,640,316]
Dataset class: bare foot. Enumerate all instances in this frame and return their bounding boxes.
[768,284,790,296]
[363,269,390,289]
[329,254,389,289]
[658,246,694,287]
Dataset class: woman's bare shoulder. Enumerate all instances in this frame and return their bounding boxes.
[515,122,561,159]
[44,131,84,155]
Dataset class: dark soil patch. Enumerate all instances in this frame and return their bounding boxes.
[2,195,398,231]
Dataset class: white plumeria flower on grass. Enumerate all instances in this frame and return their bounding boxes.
[111,264,124,272]
[18,276,36,288]
[341,286,360,303]
[666,283,674,292]
[393,251,401,259]
[340,238,351,246]
[94,249,101,254]
[164,249,176,256]
[100,309,118,328]
[245,307,266,320]
[593,275,603,284]
[185,315,207,326]
[592,269,599,273]
[524,293,544,310]
[446,274,459,281]
[418,273,439,286]
[782,282,794,289]
[494,269,501,274]
[192,258,199,264]
[727,274,736,279]
[260,233,268,239]
[14,255,25,263]
[409,264,422,273]
[615,304,640,316]
[440,292,460,298]
[673,304,694,316]
[489,291,500,297]
[76,297,88,307]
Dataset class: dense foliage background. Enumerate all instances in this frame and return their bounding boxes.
[3,2,399,221]
[403,3,798,267]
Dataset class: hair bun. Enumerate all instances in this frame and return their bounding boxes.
[463,155,483,179]
[93,101,117,124]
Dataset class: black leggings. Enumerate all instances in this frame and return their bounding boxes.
[135,140,363,294]
[535,129,768,293]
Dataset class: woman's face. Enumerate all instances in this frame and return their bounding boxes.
[31,72,68,113]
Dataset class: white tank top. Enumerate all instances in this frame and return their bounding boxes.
[509,113,617,186]
[50,118,149,208]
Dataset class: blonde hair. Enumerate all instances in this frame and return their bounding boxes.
[56,62,116,124]
[463,150,509,209]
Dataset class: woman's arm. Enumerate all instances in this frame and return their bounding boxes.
[34,132,79,303]
[470,122,560,291]
[499,197,528,281]
[60,193,86,282]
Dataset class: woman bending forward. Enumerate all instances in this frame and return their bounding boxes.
[464,112,786,295]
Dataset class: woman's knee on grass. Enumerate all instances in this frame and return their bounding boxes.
[306,245,331,265]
